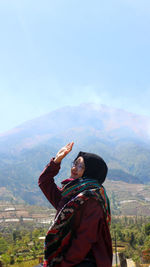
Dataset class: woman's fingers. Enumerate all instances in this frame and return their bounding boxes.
[62,142,74,156]
[54,142,74,163]
[66,143,74,153]
[66,142,74,148]
[66,142,74,150]
[58,142,74,156]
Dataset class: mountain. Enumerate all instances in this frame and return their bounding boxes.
[1,103,150,153]
[0,103,150,205]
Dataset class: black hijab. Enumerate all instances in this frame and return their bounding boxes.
[75,151,108,184]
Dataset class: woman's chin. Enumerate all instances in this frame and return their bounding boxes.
[70,174,79,179]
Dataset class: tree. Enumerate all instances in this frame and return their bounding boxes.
[145,223,150,236]
[0,237,8,255]
[129,232,135,247]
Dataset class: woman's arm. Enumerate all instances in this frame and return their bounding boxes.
[38,142,74,209]
[38,158,62,209]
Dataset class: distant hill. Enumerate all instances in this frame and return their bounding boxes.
[107,169,142,184]
[1,179,150,217]
[0,103,150,204]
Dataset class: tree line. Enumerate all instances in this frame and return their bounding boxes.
[0,216,150,266]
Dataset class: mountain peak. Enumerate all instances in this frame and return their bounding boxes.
[1,103,150,205]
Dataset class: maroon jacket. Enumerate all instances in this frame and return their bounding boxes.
[38,159,112,267]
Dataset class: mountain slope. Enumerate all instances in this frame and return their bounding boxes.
[1,103,150,153]
[0,103,150,204]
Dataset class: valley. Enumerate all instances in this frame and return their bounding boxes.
[0,180,150,224]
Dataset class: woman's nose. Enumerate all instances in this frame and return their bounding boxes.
[72,164,78,171]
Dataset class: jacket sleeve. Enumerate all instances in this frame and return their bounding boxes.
[60,199,104,267]
[38,158,62,209]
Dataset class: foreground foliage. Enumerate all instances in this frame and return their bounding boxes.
[0,223,46,266]
[111,216,150,264]
[0,216,150,266]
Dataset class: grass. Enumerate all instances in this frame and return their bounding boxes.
[7,259,40,267]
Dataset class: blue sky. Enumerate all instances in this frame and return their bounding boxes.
[0,0,150,133]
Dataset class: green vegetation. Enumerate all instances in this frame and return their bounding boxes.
[0,216,150,266]
[0,223,46,266]
[111,216,150,264]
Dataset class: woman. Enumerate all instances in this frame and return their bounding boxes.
[38,142,112,267]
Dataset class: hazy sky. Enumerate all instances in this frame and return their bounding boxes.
[0,0,150,133]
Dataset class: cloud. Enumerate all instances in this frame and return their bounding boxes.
[65,84,150,118]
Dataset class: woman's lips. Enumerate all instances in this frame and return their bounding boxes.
[71,171,77,176]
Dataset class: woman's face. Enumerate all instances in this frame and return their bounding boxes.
[70,156,85,179]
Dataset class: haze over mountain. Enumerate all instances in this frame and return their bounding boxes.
[1,103,150,151]
[0,103,150,205]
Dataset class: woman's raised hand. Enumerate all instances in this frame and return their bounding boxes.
[54,142,74,164]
